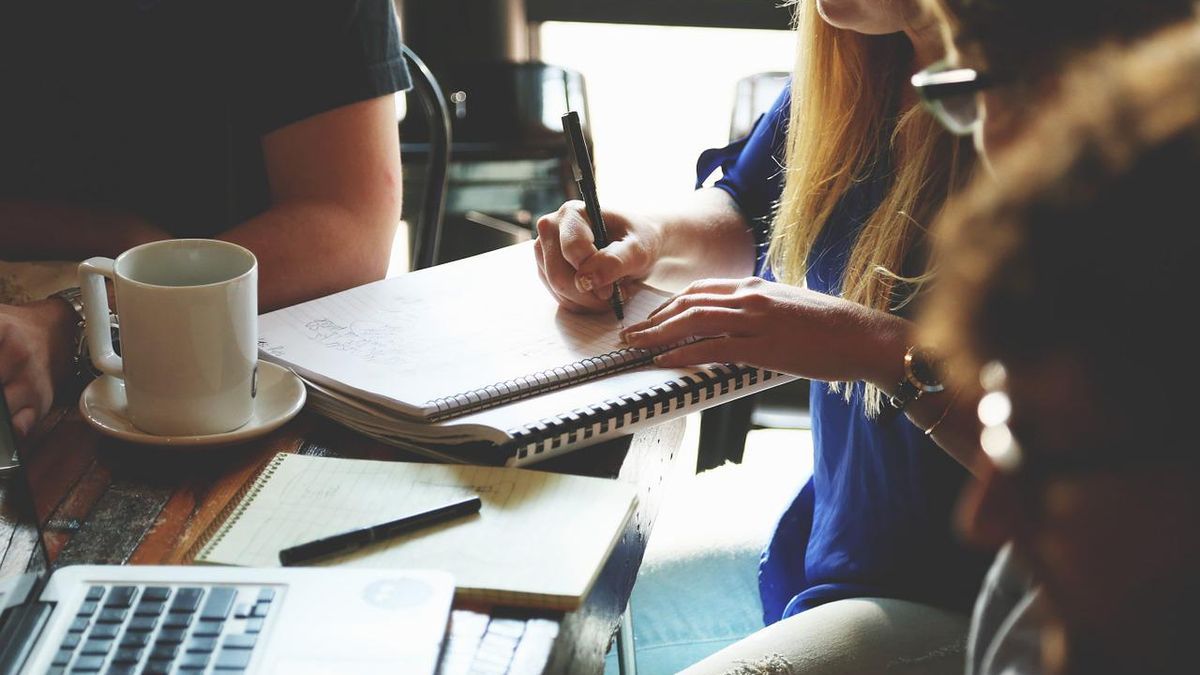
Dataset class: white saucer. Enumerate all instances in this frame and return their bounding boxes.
[79,360,307,447]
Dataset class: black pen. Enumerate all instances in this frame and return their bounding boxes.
[278,495,482,566]
[562,110,626,325]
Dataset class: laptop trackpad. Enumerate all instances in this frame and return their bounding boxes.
[262,573,453,674]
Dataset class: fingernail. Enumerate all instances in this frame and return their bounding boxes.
[576,275,594,293]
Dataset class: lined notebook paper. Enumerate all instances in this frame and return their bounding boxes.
[192,453,637,611]
[259,244,676,421]
[258,243,796,465]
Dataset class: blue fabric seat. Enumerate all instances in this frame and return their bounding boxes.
[605,429,813,674]
[604,546,765,674]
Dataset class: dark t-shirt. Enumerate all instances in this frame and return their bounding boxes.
[0,0,411,237]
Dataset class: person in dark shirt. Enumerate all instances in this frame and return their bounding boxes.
[0,0,412,436]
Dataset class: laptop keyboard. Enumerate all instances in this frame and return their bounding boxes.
[49,584,275,675]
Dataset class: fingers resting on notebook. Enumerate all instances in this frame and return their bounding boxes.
[620,277,909,384]
[534,200,655,312]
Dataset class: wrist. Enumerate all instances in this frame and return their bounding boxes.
[638,215,667,272]
[885,345,947,413]
[25,297,78,387]
[919,385,961,437]
[861,312,911,390]
[29,296,77,337]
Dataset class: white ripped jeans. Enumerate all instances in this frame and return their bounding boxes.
[680,597,970,675]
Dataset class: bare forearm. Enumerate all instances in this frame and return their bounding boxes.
[0,201,168,260]
[0,198,394,311]
[219,201,396,312]
[645,188,757,290]
[238,95,400,311]
[916,387,986,474]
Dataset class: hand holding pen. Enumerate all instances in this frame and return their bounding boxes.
[560,111,626,325]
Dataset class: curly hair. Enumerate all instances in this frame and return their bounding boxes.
[922,21,1200,435]
[928,0,1196,78]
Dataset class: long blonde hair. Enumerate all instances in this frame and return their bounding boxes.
[767,0,971,415]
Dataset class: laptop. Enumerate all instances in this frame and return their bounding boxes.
[0,395,455,675]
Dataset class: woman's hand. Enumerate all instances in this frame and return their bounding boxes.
[0,299,75,437]
[533,201,662,313]
[621,277,908,385]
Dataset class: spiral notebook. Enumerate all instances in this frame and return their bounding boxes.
[190,453,637,611]
[258,242,795,465]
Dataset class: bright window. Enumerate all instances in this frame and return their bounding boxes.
[539,22,795,211]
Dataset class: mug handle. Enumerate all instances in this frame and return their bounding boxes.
[79,257,122,378]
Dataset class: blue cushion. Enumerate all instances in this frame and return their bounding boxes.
[604,546,765,674]
[605,428,814,674]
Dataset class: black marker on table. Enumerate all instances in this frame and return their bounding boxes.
[562,110,626,325]
[278,495,482,566]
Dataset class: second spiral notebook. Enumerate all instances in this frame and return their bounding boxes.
[258,242,795,465]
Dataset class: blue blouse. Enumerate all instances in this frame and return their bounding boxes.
[696,86,989,623]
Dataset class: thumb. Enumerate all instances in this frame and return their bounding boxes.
[576,238,647,291]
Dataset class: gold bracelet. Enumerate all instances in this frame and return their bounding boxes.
[923,388,960,437]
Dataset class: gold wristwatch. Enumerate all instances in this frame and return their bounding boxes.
[888,345,945,412]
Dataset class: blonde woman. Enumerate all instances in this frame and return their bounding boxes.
[536,0,988,671]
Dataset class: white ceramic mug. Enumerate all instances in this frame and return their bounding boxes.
[79,239,258,436]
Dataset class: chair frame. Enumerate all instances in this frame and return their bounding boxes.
[400,45,453,271]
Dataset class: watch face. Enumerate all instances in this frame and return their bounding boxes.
[908,348,945,392]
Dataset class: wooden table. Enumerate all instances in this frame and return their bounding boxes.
[0,407,688,674]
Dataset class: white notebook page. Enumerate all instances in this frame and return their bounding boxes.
[195,454,637,609]
[258,243,670,418]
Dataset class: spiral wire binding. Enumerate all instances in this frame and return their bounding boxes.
[188,453,289,562]
[505,364,779,461]
[426,345,674,421]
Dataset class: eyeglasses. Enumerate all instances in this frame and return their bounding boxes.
[911,60,997,137]
[977,361,1191,482]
